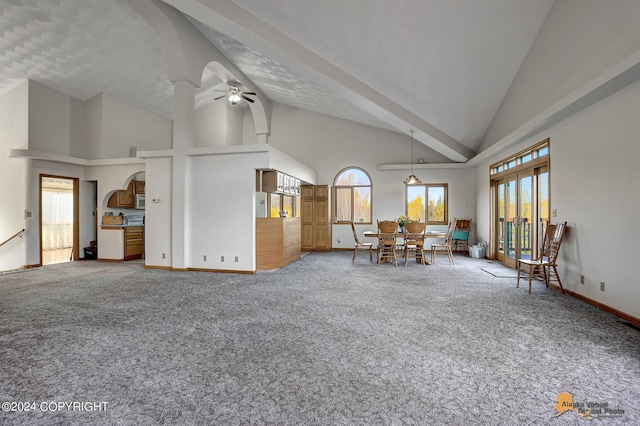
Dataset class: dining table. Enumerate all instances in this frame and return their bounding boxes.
[363,231,447,239]
[363,230,447,264]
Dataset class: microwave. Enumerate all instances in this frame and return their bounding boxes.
[135,194,145,209]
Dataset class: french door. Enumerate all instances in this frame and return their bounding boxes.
[493,165,549,268]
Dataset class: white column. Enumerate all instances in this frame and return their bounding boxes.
[171,79,196,270]
[256,133,269,144]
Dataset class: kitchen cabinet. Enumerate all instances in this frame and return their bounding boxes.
[107,180,145,208]
[262,170,300,195]
[124,226,144,260]
[301,185,331,251]
[134,180,145,194]
[108,180,135,208]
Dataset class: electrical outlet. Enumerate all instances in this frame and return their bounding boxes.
[162,253,166,259]
[203,255,207,261]
[600,282,605,291]
[552,209,557,217]
[580,275,585,284]
[235,256,239,263]
[221,256,225,262]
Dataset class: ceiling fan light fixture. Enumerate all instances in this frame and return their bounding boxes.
[213,81,256,105]
[228,84,242,105]
[404,130,422,185]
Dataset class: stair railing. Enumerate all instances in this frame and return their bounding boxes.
[0,229,26,249]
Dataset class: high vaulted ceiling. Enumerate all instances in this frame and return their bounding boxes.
[0,0,555,162]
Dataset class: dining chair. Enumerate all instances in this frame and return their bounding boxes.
[517,221,567,293]
[350,221,373,263]
[377,220,401,266]
[404,221,427,266]
[431,219,456,265]
[451,218,472,253]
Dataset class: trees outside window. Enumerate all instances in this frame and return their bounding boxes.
[268,193,298,218]
[406,184,448,224]
[333,167,372,224]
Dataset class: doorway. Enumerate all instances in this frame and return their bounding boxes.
[40,175,79,265]
[491,141,550,268]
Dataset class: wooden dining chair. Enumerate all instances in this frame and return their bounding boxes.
[517,221,567,293]
[404,221,427,266]
[431,219,456,265]
[350,221,373,263]
[377,220,401,266]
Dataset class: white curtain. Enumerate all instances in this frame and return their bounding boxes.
[42,190,73,250]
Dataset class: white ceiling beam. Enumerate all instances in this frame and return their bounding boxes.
[160,0,474,162]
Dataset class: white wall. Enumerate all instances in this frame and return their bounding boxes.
[187,152,265,271]
[0,81,29,271]
[475,79,640,319]
[144,157,173,268]
[227,104,244,146]
[27,81,72,156]
[101,93,172,158]
[195,101,245,147]
[71,94,101,159]
[195,100,227,147]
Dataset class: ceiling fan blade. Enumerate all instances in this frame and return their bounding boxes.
[211,89,228,93]
[241,95,255,103]
[214,95,227,101]
[242,92,256,96]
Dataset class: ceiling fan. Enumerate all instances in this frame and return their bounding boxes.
[213,82,256,105]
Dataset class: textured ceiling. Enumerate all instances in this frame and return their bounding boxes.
[190,18,395,131]
[0,0,173,118]
[0,0,555,158]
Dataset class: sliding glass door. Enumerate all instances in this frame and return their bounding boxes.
[491,141,550,268]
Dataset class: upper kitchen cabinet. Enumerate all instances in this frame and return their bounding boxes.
[107,179,144,208]
[108,180,135,208]
[134,180,145,194]
[262,170,300,196]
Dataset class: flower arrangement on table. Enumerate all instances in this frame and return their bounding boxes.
[397,215,410,230]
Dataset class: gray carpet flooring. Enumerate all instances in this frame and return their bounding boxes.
[1,251,638,425]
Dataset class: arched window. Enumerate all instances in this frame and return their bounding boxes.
[333,167,372,224]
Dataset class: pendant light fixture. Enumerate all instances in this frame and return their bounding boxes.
[403,130,422,185]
